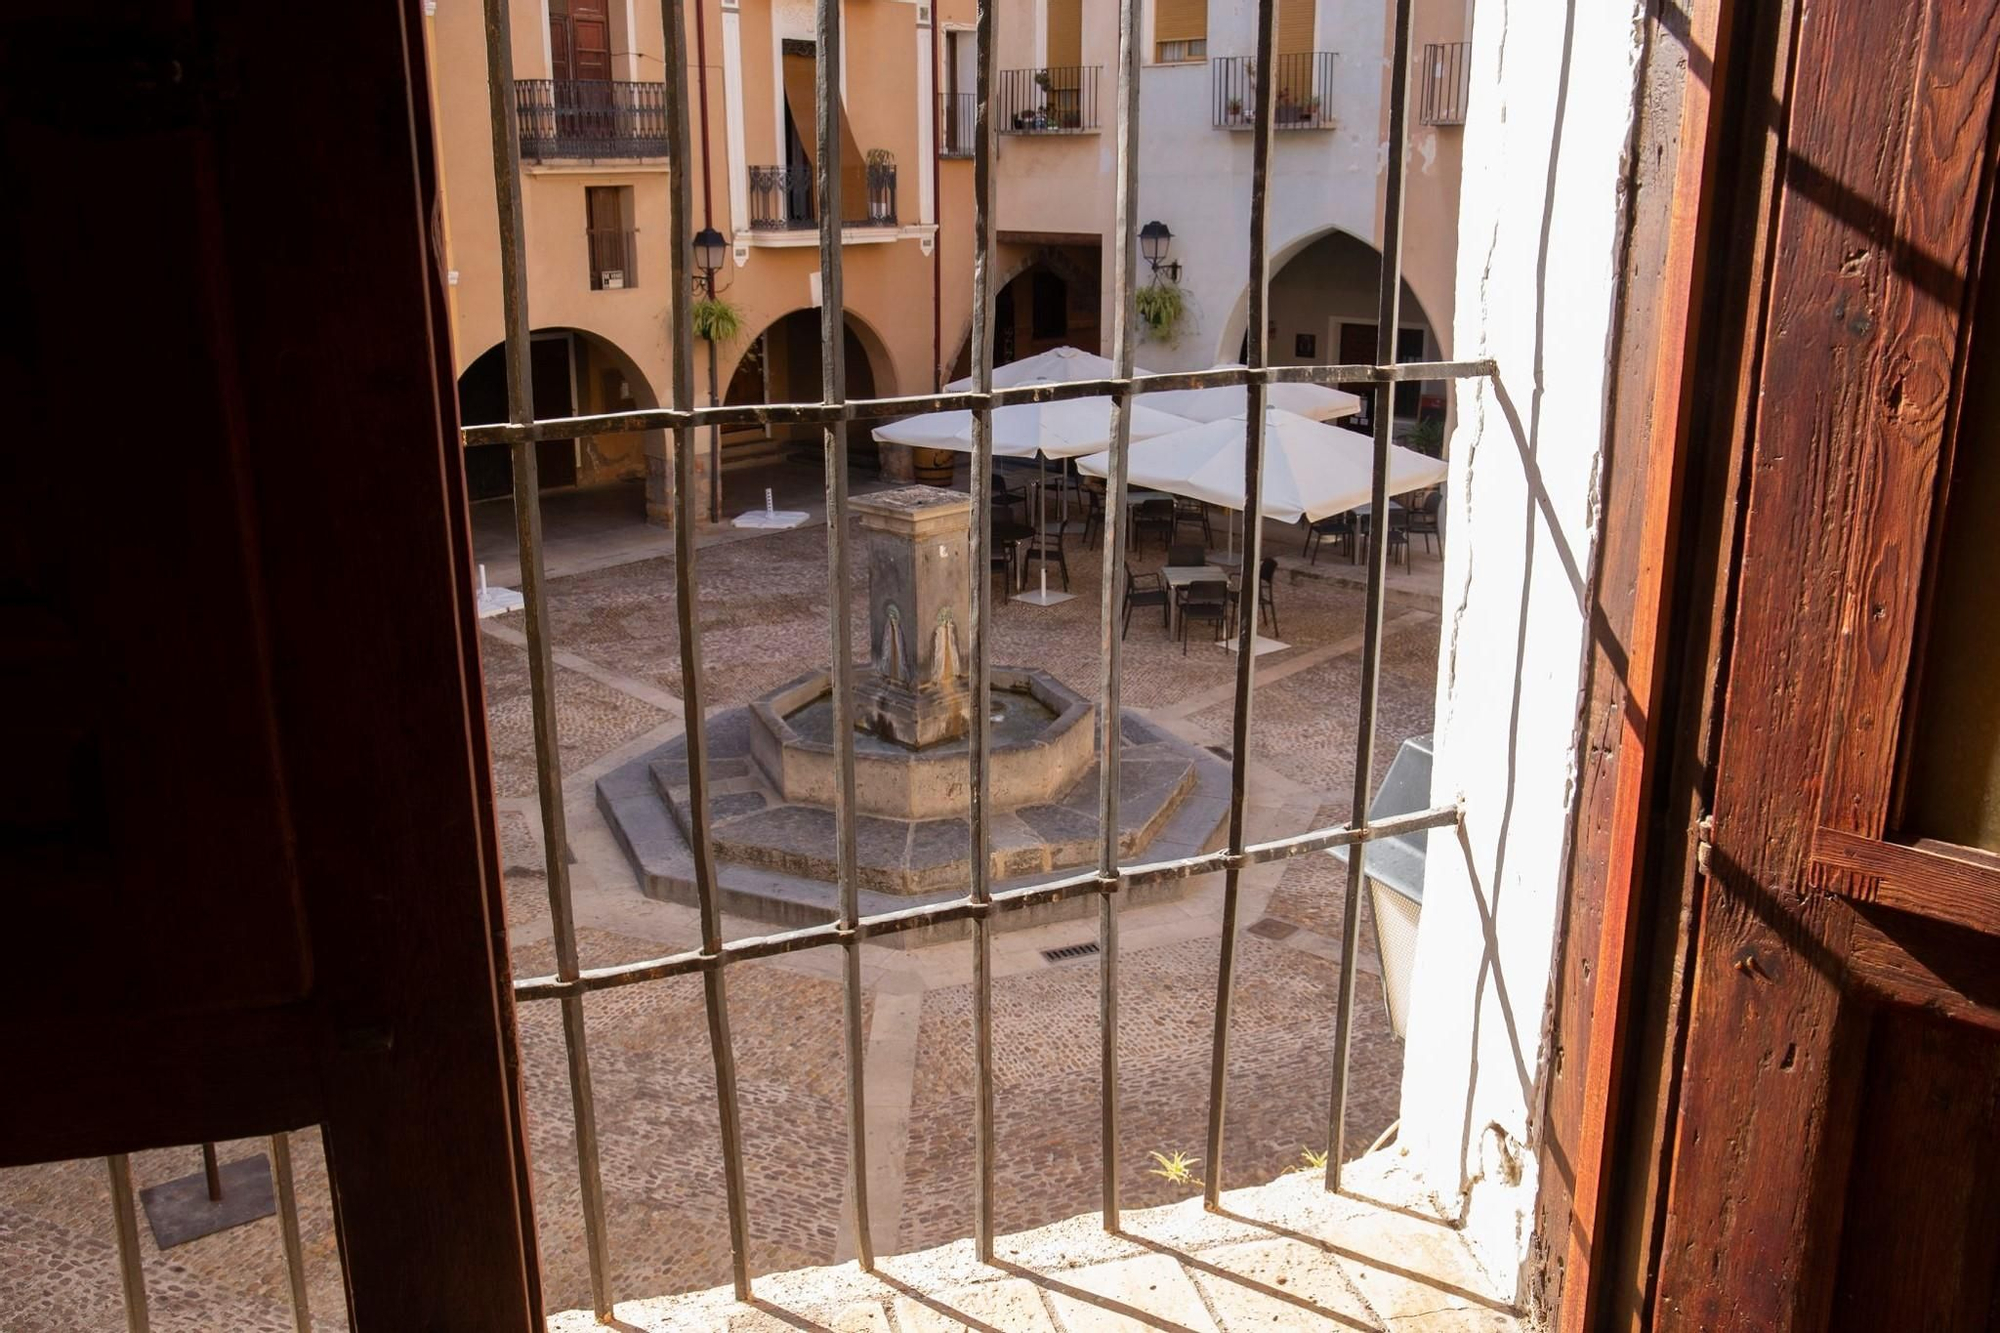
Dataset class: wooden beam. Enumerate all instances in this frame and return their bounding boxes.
[1813,828,2000,938]
[1532,0,1735,1324]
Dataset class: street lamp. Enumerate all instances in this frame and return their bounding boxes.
[1139,219,1180,283]
[692,226,727,290]
[692,226,727,522]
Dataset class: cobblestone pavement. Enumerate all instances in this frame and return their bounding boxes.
[0,507,1445,1329]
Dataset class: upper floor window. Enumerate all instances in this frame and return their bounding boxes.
[1153,0,1207,62]
[586,185,636,289]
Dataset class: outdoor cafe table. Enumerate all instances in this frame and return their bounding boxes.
[1162,564,1234,635]
[1348,498,1405,566]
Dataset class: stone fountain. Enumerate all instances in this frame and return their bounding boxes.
[597,486,1229,945]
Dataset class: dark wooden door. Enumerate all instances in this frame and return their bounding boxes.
[550,0,612,83]
[1653,0,2000,1327]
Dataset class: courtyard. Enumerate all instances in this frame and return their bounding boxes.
[0,468,1448,1330]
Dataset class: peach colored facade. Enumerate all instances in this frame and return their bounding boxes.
[424,0,1466,523]
[425,0,975,521]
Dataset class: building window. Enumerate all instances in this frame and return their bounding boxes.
[586,185,636,290]
[1153,0,1207,62]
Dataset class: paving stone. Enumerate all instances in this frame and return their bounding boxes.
[1039,1253,1221,1332]
[1185,1238,1377,1331]
[1323,1210,1510,1326]
[0,520,1448,1330]
[894,1278,1059,1332]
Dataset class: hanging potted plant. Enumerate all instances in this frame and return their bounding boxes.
[690,294,742,344]
[1135,280,1186,343]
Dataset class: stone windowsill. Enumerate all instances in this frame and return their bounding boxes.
[550,1152,1523,1331]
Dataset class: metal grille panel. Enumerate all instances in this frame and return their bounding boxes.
[98,3,1498,1329]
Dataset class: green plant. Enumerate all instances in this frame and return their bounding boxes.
[1146,1150,1203,1188]
[1135,280,1186,342]
[865,146,897,168]
[1291,1147,1329,1174]
[1034,68,1054,91]
[690,294,742,344]
[1406,414,1446,457]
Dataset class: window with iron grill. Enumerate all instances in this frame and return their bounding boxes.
[457,0,1483,1315]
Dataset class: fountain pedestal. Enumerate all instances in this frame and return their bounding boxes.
[849,487,974,749]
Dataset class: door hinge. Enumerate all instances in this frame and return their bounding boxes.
[1694,812,1716,876]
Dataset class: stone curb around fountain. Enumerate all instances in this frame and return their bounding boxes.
[594,713,1233,949]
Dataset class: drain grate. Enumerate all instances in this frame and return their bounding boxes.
[1041,941,1102,964]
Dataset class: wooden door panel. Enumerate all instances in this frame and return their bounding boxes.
[1826,1009,2000,1332]
[1654,0,2000,1325]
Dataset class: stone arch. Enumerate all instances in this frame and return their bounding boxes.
[456,326,664,504]
[944,243,1103,380]
[1211,226,1445,428]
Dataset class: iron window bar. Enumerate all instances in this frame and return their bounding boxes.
[939,91,977,156]
[101,1133,315,1333]
[89,0,1485,1323]
[458,359,1495,444]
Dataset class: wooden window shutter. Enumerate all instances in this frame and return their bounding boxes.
[1277,0,1314,55]
[1154,0,1206,49]
[1047,0,1082,70]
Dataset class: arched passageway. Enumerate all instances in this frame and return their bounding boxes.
[721,308,891,475]
[946,245,1102,382]
[457,328,660,504]
[1224,230,1445,439]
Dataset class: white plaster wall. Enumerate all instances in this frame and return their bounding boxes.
[1384,0,1642,1290]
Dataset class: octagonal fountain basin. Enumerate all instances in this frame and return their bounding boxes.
[749,666,1095,821]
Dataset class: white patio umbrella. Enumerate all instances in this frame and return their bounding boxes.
[944,344,1152,391]
[1140,363,1364,423]
[871,395,1194,459]
[1074,408,1446,524]
[874,394,1197,603]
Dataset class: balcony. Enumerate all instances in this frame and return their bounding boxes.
[1421,41,1472,126]
[997,65,1101,134]
[747,161,899,231]
[514,78,669,161]
[939,91,976,157]
[1211,52,1338,130]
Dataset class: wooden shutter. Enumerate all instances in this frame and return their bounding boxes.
[1277,0,1313,56]
[1154,0,1205,51]
[1047,0,1082,70]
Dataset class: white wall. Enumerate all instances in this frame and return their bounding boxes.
[1384,0,1643,1290]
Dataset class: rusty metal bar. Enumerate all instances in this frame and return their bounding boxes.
[1204,0,1279,1212]
[200,1142,222,1203]
[1094,0,1144,1235]
[658,0,754,1298]
[1329,0,1418,1194]
[460,360,1497,444]
[479,0,615,1313]
[966,0,1000,1263]
[105,1155,150,1333]
[813,0,874,1273]
[515,805,1462,1001]
[269,1133,312,1333]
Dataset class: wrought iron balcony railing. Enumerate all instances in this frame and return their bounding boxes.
[1420,41,1472,126]
[939,92,976,157]
[515,78,670,160]
[997,66,1100,133]
[1210,52,1337,130]
[747,162,899,230]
